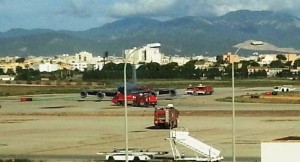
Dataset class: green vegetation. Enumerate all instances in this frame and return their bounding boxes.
[1,79,299,97]
[1,58,300,97]
[216,91,300,104]
[0,159,33,162]
[2,57,300,83]
[0,85,84,97]
[82,61,284,81]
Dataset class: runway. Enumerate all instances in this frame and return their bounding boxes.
[0,87,299,161]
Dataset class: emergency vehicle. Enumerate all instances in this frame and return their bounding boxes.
[132,93,157,107]
[154,104,179,128]
[185,84,214,95]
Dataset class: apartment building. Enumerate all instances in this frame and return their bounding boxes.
[70,62,88,71]
[169,56,190,66]
[124,43,163,64]
[75,51,94,63]
[33,63,59,72]
[223,52,240,63]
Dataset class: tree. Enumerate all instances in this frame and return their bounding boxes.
[216,55,225,65]
[250,61,260,67]
[15,68,40,80]
[249,70,267,78]
[6,68,15,75]
[293,59,300,68]
[236,60,259,78]
[137,62,161,79]
[239,63,249,78]
[206,68,222,79]
[15,57,25,63]
[102,62,117,71]
[159,62,179,79]
[276,70,293,78]
[16,66,23,74]
[276,54,287,61]
[180,60,197,79]
[0,68,4,75]
[269,60,285,68]
[285,61,292,67]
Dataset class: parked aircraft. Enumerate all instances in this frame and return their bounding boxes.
[80,82,176,100]
[80,64,176,100]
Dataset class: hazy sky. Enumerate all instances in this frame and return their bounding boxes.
[1,0,300,32]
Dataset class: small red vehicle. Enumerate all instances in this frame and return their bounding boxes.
[154,104,179,128]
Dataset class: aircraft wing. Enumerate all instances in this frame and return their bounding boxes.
[156,88,177,96]
[129,88,176,97]
[80,90,117,100]
[130,90,156,96]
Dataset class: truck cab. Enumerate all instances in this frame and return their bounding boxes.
[193,84,214,95]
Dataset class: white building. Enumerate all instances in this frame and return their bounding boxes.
[169,56,190,66]
[0,75,15,81]
[34,63,59,72]
[107,56,124,64]
[93,56,104,64]
[261,141,300,162]
[258,54,276,65]
[70,62,88,71]
[125,43,163,64]
[93,62,104,71]
[240,55,259,62]
[204,56,217,63]
[192,55,204,60]
[75,51,94,63]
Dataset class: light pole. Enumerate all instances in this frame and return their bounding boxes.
[231,47,239,162]
[231,43,256,162]
[123,46,142,162]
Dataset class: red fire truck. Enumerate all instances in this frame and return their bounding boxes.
[154,104,179,128]
[132,93,157,107]
[185,84,214,95]
[111,92,135,106]
[112,91,158,107]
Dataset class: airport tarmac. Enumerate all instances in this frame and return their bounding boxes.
[0,87,299,161]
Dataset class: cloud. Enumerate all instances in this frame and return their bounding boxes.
[177,0,300,17]
[19,47,27,52]
[107,0,178,17]
[105,0,300,20]
[53,0,97,18]
[1,0,300,32]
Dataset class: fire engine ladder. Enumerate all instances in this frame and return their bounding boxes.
[167,129,223,161]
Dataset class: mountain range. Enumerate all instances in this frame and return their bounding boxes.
[1,10,300,57]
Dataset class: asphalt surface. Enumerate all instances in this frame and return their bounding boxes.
[0,87,299,162]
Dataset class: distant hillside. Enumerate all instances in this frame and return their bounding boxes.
[1,10,300,57]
